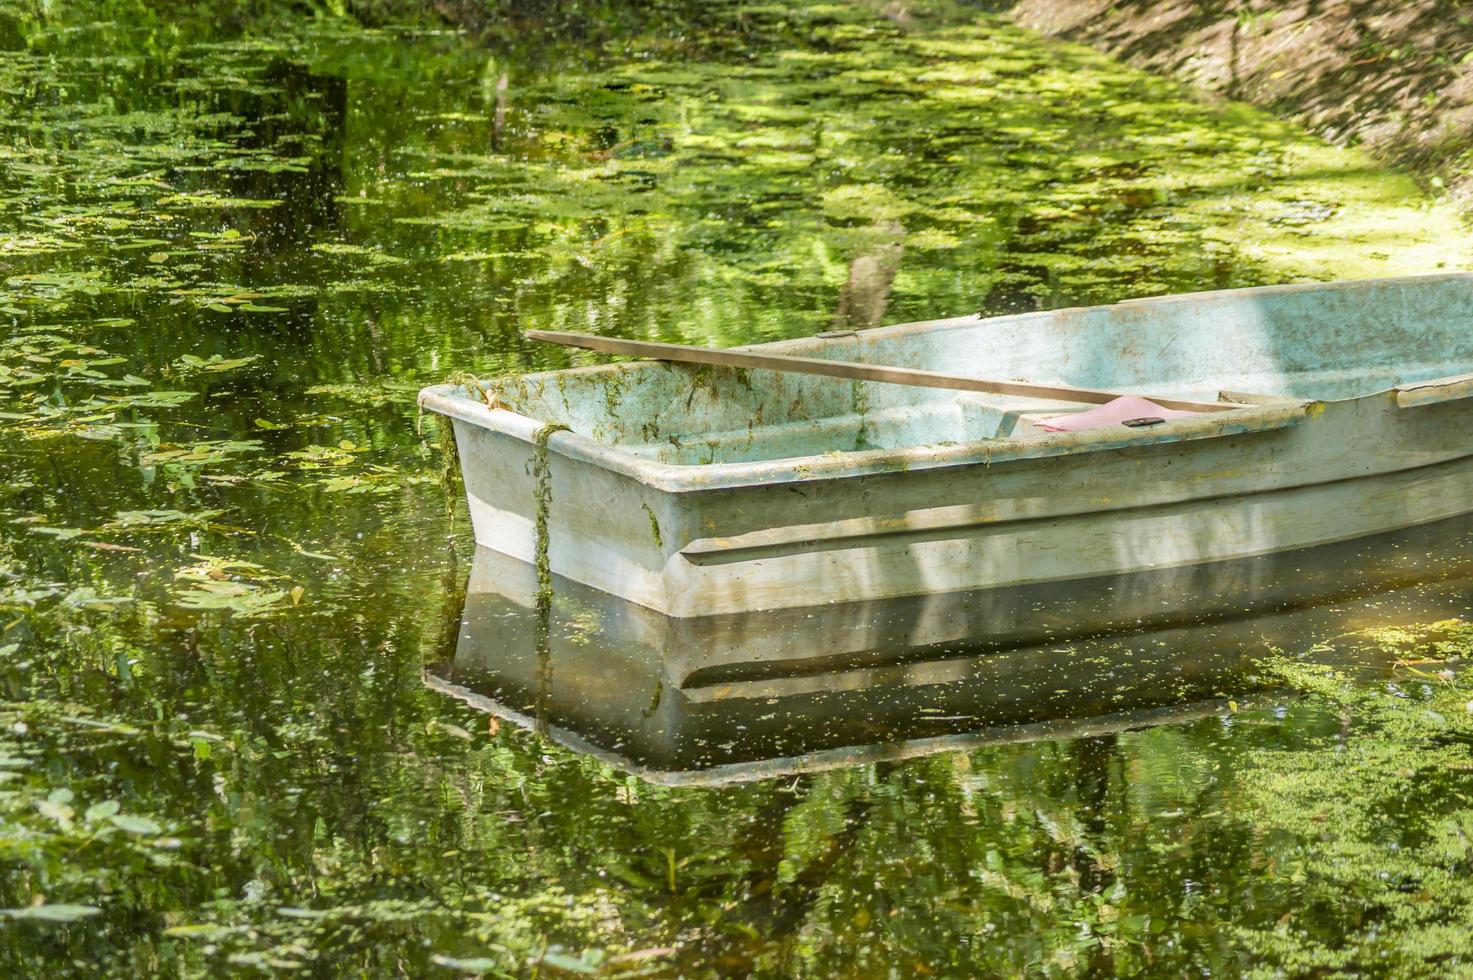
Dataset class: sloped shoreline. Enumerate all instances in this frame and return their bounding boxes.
[1011,0,1473,211]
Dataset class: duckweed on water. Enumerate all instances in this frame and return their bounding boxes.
[1,0,1472,973]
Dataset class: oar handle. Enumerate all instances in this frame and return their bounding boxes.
[526,329,1242,414]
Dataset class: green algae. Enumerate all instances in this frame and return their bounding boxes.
[442,371,496,410]
[640,502,663,551]
[850,378,873,450]
[530,421,570,604]
[431,413,462,522]
[0,0,1470,975]
[1231,656,1473,974]
[529,421,567,743]
[639,678,663,720]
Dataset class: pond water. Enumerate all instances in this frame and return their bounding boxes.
[2,1,1472,975]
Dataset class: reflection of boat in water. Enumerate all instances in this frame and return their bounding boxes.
[426,515,1473,785]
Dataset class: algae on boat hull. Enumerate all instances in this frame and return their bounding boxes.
[432,413,462,523]
[530,421,570,604]
[445,371,527,412]
[850,378,872,450]
[641,502,663,550]
[530,421,569,738]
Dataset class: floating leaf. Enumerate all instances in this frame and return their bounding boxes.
[105,508,223,529]
[1,905,101,923]
[175,583,288,616]
[539,950,600,975]
[79,541,143,553]
[108,814,162,835]
[275,907,327,919]
[172,353,259,374]
[429,719,473,740]
[164,924,225,938]
[431,955,503,973]
[28,526,84,540]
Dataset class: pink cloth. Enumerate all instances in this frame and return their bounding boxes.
[1033,395,1192,433]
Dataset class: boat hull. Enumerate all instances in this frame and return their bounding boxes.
[422,277,1473,616]
[440,391,1473,615]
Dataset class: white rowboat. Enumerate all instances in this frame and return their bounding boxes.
[419,274,1473,617]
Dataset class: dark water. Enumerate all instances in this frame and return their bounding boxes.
[2,1,1472,975]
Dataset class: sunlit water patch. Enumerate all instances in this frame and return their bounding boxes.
[1,0,1471,974]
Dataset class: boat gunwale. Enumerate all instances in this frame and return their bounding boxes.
[419,383,1315,492]
[418,273,1473,493]
[423,664,1243,787]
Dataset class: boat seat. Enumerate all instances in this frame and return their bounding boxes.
[978,396,1110,442]
[1217,389,1302,406]
[1001,392,1255,442]
[1010,411,1092,442]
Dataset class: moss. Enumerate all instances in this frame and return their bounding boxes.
[445,371,531,413]
[683,364,715,411]
[444,371,496,409]
[530,421,570,604]
[640,502,663,550]
[850,379,871,450]
[432,414,462,524]
[639,678,663,719]
[600,369,627,418]
[530,420,569,739]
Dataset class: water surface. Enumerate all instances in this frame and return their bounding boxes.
[2,1,1472,974]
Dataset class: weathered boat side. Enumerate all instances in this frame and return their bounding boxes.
[420,274,1473,616]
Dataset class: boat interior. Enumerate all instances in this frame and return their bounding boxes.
[490,275,1473,465]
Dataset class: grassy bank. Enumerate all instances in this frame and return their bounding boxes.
[1011,0,1473,212]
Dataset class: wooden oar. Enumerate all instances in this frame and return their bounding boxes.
[525,330,1239,413]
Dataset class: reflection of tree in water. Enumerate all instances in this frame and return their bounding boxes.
[663,770,876,974]
[230,60,348,251]
[650,748,1129,974]
[1070,734,1119,977]
[833,220,905,330]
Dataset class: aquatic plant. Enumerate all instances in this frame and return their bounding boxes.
[0,0,1470,974]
